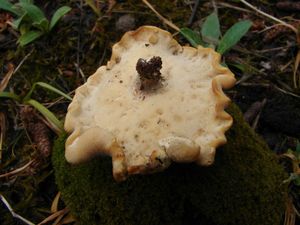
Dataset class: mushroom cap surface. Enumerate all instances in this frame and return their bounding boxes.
[64,26,236,181]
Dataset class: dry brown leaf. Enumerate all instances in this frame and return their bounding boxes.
[0,63,14,92]
[52,214,65,225]
[37,208,69,225]
[55,212,76,225]
[51,192,61,213]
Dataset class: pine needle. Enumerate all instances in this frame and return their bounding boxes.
[142,0,180,32]
[0,194,35,225]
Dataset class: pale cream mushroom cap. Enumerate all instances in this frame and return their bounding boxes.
[64,26,236,182]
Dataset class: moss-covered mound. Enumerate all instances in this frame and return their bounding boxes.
[52,104,287,225]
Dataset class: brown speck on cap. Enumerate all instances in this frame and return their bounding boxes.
[136,56,163,90]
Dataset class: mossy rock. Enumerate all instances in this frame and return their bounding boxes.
[52,104,287,225]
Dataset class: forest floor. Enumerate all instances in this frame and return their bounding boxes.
[0,0,300,224]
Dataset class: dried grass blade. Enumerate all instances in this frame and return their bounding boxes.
[239,0,298,34]
[26,99,63,134]
[56,213,76,225]
[0,194,35,225]
[0,112,5,163]
[142,0,179,32]
[52,214,65,225]
[51,192,61,213]
[293,49,300,89]
[0,63,14,92]
[37,208,69,225]
[0,160,34,178]
[284,197,296,225]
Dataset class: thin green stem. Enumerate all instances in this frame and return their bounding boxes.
[24,82,72,102]
[0,92,21,102]
[25,99,63,133]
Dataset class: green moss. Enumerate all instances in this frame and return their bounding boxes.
[52,104,287,225]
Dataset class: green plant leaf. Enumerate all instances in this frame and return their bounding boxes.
[18,2,46,24]
[201,12,220,45]
[0,0,20,15]
[32,18,49,32]
[227,63,246,72]
[19,0,33,3]
[294,176,300,186]
[49,6,71,31]
[180,27,204,47]
[25,99,63,133]
[0,91,21,101]
[18,30,43,46]
[217,20,252,55]
[24,81,72,102]
[12,13,27,29]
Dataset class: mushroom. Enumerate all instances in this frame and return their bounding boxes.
[64,26,236,182]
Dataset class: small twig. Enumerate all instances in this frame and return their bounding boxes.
[257,24,281,34]
[244,98,266,124]
[255,45,294,53]
[0,50,33,92]
[239,0,300,90]
[14,49,34,74]
[217,2,251,13]
[239,82,271,88]
[76,0,83,81]
[0,194,35,225]
[239,0,298,34]
[274,85,300,99]
[37,208,69,225]
[0,64,14,92]
[251,98,267,130]
[0,160,34,178]
[188,0,201,26]
[74,63,87,83]
[294,50,300,88]
[142,0,180,31]
[211,0,218,14]
[99,41,107,66]
[280,59,293,72]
